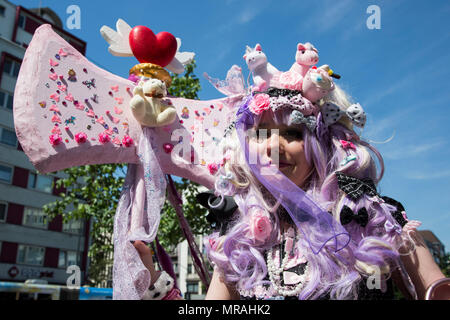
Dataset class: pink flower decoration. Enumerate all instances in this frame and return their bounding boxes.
[98,132,110,144]
[122,135,134,147]
[75,132,87,144]
[249,93,270,115]
[49,134,62,146]
[249,209,272,242]
[279,71,303,91]
[207,163,219,175]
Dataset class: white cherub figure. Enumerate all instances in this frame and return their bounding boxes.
[244,43,279,91]
[130,79,177,127]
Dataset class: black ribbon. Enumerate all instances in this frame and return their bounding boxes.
[340,205,369,227]
[336,172,378,201]
[381,196,408,227]
[196,190,238,235]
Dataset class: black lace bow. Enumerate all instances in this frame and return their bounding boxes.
[336,172,378,201]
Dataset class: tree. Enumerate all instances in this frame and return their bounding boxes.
[44,61,210,286]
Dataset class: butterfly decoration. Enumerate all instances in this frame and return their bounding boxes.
[335,171,378,201]
[82,78,96,89]
[91,94,99,103]
[58,48,68,57]
[340,206,369,227]
[49,58,59,67]
[65,116,76,125]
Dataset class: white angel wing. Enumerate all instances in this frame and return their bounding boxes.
[166,37,195,74]
[100,18,133,57]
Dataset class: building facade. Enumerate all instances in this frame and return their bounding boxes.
[0,0,90,285]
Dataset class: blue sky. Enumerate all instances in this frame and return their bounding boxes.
[14,0,450,249]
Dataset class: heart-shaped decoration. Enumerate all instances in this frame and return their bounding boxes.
[129,26,177,67]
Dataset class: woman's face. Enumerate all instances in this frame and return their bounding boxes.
[250,112,312,188]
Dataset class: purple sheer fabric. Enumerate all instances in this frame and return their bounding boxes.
[113,127,167,300]
[235,101,351,254]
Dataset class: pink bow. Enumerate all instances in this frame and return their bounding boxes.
[340,139,356,150]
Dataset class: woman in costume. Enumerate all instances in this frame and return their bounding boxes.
[13,17,448,300]
[133,80,448,300]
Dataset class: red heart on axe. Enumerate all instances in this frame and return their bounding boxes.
[129,26,177,67]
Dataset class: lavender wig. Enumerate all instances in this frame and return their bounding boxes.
[204,86,412,300]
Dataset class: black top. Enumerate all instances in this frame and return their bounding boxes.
[196,190,406,300]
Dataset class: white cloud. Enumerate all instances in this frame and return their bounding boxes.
[299,0,354,34]
[383,140,447,160]
[405,169,450,180]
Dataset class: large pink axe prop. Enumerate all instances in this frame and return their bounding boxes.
[14,23,245,299]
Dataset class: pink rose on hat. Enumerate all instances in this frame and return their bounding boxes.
[249,93,270,115]
[249,208,272,242]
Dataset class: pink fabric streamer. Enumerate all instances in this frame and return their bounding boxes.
[155,236,178,289]
[113,127,167,300]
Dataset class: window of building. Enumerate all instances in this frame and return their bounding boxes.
[17,244,45,266]
[62,219,84,234]
[0,127,18,147]
[23,207,48,229]
[28,172,53,193]
[0,90,13,111]
[0,164,13,183]
[0,202,7,222]
[187,263,193,274]
[18,14,26,29]
[0,6,5,17]
[0,90,14,110]
[58,250,80,268]
[2,58,20,78]
[186,282,199,294]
